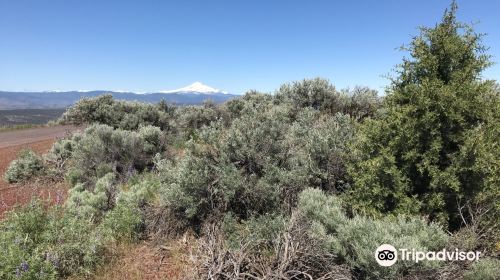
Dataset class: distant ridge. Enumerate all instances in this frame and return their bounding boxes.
[0,83,237,109]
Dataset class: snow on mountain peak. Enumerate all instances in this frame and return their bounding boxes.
[159,82,227,94]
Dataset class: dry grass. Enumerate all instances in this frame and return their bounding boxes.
[86,235,196,280]
[191,217,352,280]
[0,124,44,133]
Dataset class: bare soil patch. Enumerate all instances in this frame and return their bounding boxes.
[89,239,193,280]
[0,126,78,217]
[0,125,76,148]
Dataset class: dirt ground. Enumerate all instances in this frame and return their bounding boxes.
[0,126,78,217]
[0,125,75,148]
[88,239,193,280]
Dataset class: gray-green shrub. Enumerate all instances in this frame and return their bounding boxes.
[276,78,340,112]
[276,78,380,119]
[60,94,175,131]
[0,201,107,279]
[222,213,287,249]
[298,188,449,279]
[194,212,351,279]
[174,102,221,139]
[56,124,165,185]
[158,139,252,223]
[463,258,500,280]
[158,97,355,228]
[65,173,116,221]
[4,150,45,183]
[101,175,160,241]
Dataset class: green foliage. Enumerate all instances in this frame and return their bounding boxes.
[39,211,106,277]
[221,102,353,206]
[297,188,347,235]
[222,102,294,176]
[60,94,175,131]
[451,122,500,242]
[48,138,75,163]
[65,173,116,221]
[65,171,159,241]
[116,174,160,208]
[276,78,339,112]
[138,125,163,156]
[348,3,499,228]
[0,177,159,279]
[276,78,380,119]
[298,188,448,279]
[463,258,500,280]
[159,139,252,224]
[194,214,349,279]
[159,99,355,228]
[101,176,160,241]
[4,150,45,183]
[0,201,107,279]
[285,111,354,192]
[100,202,142,242]
[55,124,166,185]
[0,202,57,280]
[339,86,380,120]
[174,101,221,139]
[222,213,286,249]
[65,168,84,188]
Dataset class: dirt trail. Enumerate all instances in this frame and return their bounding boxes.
[0,125,76,148]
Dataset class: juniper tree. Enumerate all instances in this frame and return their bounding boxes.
[348,2,499,229]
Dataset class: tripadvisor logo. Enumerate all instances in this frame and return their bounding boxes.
[375,244,398,266]
[375,244,481,267]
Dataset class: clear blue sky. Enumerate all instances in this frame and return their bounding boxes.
[1,0,499,94]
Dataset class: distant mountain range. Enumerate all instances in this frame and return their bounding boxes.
[0,82,238,109]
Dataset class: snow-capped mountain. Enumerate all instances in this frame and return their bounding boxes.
[0,82,237,109]
[158,82,228,95]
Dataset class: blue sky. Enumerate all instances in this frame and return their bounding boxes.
[1,0,499,94]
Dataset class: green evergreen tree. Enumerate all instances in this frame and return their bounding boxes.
[348,2,499,229]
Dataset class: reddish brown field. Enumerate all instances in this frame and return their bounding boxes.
[0,126,77,217]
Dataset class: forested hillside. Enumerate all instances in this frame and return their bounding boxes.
[1,4,498,280]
